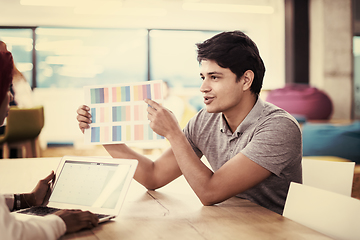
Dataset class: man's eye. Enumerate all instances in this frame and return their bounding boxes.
[211,76,217,80]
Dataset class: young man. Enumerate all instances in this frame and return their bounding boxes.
[77,31,302,215]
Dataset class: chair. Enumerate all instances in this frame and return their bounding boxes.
[302,158,355,196]
[0,106,44,158]
[283,182,360,240]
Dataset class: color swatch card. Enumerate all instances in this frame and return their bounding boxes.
[83,80,165,145]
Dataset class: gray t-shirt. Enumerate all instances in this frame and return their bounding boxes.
[183,98,302,215]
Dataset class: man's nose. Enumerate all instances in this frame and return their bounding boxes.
[200,79,210,93]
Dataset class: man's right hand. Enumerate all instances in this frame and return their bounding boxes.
[76,105,91,133]
[54,209,99,233]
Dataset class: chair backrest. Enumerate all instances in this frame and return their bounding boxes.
[283,182,360,240]
[0,106,44,143]
[302,158,355,196]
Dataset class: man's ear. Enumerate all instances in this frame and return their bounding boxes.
[242,70,254,91]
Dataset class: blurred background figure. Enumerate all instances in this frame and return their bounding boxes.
[162,81,185,123]
[0,40,34,108]
[162,80,197,129]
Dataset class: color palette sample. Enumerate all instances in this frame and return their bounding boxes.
[90,88,109,104]
[112,86,130,102]
[84,80,165,144]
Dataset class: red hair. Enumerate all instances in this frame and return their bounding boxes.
[0,51,13,106]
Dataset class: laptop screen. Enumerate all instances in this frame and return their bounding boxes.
[49,160,131,210]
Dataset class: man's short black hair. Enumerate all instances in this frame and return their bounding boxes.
[196,31,265,95]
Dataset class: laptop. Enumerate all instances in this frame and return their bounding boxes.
[13,155,138,223]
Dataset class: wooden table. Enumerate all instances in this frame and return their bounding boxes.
[0,157,332,240]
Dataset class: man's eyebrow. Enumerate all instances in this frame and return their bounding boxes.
[201,71,223,76]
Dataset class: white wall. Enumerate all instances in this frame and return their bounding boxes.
[309,0,353,119]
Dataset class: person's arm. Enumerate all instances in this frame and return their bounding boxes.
[0,195,66,240]
[146,99,272,205]
[1,194,98,240]
[77,105,182,190]
[1,171,99,240]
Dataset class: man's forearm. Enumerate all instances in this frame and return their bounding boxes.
[166,132,215,204]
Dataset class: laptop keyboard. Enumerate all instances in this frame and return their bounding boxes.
[17,206,60,216]
[17,206,110,219]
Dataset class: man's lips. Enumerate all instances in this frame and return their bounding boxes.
[204,96,214,105]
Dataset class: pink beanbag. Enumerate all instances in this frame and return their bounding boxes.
[266,84,333,120]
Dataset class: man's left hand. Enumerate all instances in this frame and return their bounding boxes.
[145,99,182,139]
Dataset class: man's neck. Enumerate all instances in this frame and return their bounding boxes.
[223,94,257,133]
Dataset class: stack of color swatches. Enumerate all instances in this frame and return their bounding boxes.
[84,80,165,144]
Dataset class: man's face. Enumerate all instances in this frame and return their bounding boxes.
[199,59,244,115]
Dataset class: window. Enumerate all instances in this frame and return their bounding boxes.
[1,27,284,91]
[0,28,33,87]
[35,28,148,88]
